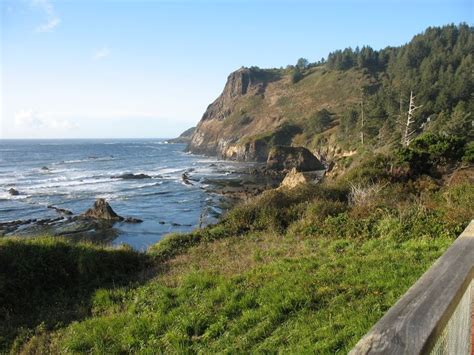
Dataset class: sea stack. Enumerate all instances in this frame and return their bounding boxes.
[83,198,124,221]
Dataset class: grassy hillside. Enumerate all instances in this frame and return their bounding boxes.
[189,24,473,165]
[191,65,368,159]
[0,238,150,352]
[2,23,472,354]
[3,160,473,353]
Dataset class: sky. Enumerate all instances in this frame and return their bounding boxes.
[0,0,472,139]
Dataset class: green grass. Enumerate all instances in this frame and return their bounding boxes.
[6,175,472,353]
[0,237,149,352]
[53,230,453,354]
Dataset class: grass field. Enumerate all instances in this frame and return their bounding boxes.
[2,168,472,353]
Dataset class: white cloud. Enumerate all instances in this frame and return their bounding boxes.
[37,16,60,32]
[14,109,45,128]
[94,47,111,60]
[14,109,77,130]
[32,0,61,33]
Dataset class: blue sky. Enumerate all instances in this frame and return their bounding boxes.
[1,0,472,139]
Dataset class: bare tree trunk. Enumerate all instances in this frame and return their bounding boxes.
[360,98,365,146]
[403,91,422,147]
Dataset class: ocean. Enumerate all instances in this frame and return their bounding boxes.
[0,139,250,250]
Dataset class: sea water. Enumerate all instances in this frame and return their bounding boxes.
[0,139,246,250]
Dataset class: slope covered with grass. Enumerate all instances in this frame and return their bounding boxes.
[6,159,473,353]
[0,237,149,352]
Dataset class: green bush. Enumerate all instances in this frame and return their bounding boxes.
[307,109,333,134]
[291,67,303,83]
[270,123,303,146]
[343,153,395,185]
[397,133,467,175]
[462,141,474,163]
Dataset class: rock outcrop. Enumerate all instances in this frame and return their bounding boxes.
[1,199,143,237]
[111,173,151,180]
[201,67,266,122]
[266,146,325,172]
[279,168,324,189]
[219,139,269,162]
[82,199,143,224]
[47,205,73,215]
[8,188,19,196]
[181,172,193,185]
[168,127,196,143]
[83,198,124,221]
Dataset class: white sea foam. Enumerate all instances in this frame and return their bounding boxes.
[156,167,184,175]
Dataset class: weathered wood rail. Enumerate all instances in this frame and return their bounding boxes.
[350,220,474,355]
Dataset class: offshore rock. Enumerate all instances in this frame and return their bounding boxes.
[82,198,124,221]
[47,205,73,215]
[111,173,151,180]
[82,199,143,224]
[8,188,20,196]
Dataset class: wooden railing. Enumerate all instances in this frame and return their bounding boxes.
[350,220,474,355]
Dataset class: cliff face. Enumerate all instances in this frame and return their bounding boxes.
[187,65,364,162]
[188,67,272,159]
[201,68,266,122]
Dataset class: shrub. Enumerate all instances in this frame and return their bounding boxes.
[307,109,333,133]
[291,67,303,83]
[462,141,474,163]
[304,200,348,224]
[269,123,302,146]
[348,182,386,207]
[342,153,395,185]
[397,133,467,175]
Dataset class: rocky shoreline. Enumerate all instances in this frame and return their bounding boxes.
[0,198,142,242]
[1,145,325,244]
[0,164,278,242]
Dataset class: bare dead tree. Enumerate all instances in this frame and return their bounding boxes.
[360,97,365,146]
[403,91,422,147]
[399,93,403,118]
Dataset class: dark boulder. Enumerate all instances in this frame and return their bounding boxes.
[266,146,325,172]
[82,198,124,221]
[8,188,19,196]
[182,172,193,185]
[111,173,151,180]
[41,166,49,171]
[47,205,73,215]
[123,217,143,223]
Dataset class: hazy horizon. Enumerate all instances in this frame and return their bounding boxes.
[1,0,471,139]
